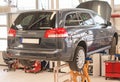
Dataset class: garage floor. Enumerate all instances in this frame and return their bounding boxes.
[0,66,120,82]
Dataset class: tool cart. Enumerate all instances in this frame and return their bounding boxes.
[105,54,120,80]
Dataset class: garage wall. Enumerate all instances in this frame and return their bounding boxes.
[112,5,120,33]
[114,13,120,30]
[0,14,8,51]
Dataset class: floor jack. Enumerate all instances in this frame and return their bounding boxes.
[70,60,90,82]
[24,60,41,73]
[3,60,41,73]
[3,60,19,72]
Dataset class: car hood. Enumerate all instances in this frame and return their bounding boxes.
[76,1,111,21]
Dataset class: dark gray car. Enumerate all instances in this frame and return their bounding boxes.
[5,1,118,71]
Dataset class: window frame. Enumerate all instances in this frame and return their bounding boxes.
[77,11,95,26]
[64,12,80,27]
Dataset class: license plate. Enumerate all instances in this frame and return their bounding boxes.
[22,38,39,44]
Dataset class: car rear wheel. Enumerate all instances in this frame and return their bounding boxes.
[68,46,85,71]
[109,37,116,59]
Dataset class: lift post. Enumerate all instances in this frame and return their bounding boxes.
[54,63,71,82]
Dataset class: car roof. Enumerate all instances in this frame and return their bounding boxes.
[19,8,96,14]
[59,8,94,12]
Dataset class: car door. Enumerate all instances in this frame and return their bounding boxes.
[77,12,102,52]
[63,12,82,58]
[92,13,111,48]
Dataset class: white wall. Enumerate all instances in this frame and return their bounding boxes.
[112,5,120,33]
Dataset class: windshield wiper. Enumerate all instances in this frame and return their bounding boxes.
[28,16,47,29]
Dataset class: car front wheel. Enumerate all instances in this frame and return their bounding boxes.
[109,37,116,54]
[109,37,117,59]
[68,46,85,71]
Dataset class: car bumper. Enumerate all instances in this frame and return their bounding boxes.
[7,48,71,61]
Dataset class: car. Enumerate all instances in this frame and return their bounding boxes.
[4,1,118,71]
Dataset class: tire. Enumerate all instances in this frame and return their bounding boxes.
[68,46,86,71]
[19,60,35,67]
[109,37,116,57]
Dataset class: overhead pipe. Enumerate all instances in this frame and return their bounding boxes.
[111,14,120,18]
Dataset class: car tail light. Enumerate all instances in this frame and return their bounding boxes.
[8,28,16,37]
[44,28,68,38]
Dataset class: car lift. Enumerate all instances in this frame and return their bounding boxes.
[54,59,91,82]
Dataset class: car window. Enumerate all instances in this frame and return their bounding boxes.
[79,13,94,25]
[13,11,56,30]
[14,13,35,30]
[93,14,105,24]
[65,13,79,26]
[20,15,34,26]
[30,12,56,30]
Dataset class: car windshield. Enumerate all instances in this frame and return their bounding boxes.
[12,11,56,30]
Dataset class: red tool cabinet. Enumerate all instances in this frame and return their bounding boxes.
[105,61,120,80]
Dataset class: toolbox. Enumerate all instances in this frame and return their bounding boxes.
[105,61,120,80]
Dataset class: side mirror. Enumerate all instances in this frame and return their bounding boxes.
[107,21,111,26]
[101,21,111,28]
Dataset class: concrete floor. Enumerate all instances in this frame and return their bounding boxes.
[0,66,120,82]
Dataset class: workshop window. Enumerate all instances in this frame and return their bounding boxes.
[38,0,50,9]
[0,15,7,25]
[59,0,79,9]
[17,0,36,10]
[114,0,120,5]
